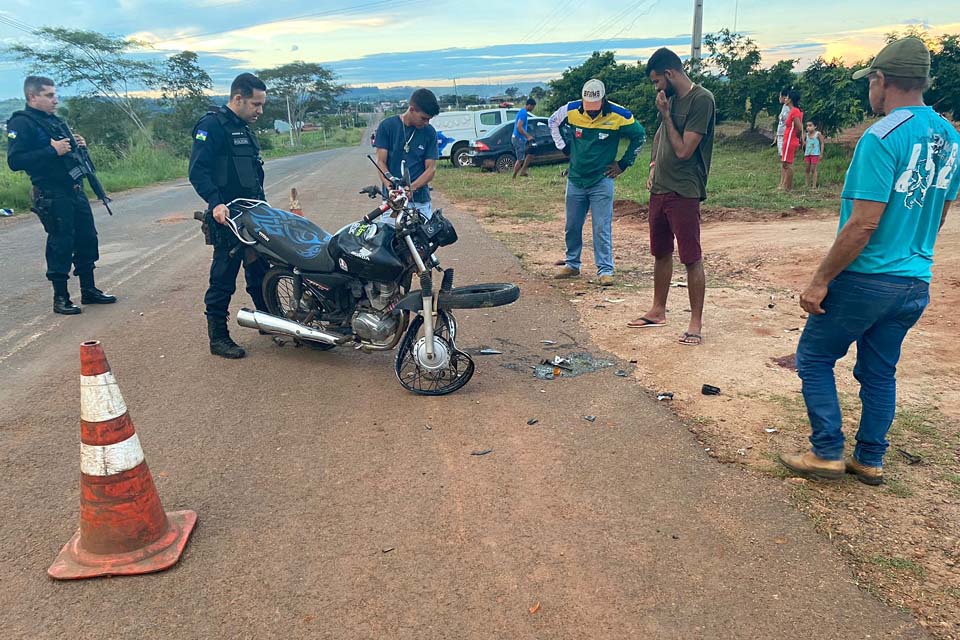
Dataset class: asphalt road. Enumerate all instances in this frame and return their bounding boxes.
[0,143,926,639]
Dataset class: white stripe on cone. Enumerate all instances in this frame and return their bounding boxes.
[80,433,145,476]
[80,372,128,423]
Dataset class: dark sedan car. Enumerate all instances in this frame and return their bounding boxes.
[467,117,568,173]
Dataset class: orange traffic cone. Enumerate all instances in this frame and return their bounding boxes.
[289,187,303,216]
[47,340,197,580]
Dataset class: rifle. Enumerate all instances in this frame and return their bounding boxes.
[58,122,114,216]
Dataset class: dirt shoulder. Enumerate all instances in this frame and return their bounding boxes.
[435,189,960,638]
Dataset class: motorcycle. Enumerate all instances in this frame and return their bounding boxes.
[210,162,520,395]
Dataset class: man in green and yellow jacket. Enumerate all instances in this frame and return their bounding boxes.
[548,79,645,285]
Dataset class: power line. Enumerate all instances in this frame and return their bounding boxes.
[518,0,579,44]
[149,0,431,45]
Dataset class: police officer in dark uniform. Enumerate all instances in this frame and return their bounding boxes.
[188,73,269,359]
[5,75,116,314]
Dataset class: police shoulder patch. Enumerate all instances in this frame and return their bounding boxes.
[6,130,16,139]
[195,129,208,142]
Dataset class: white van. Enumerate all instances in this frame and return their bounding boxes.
[432,108,520,167]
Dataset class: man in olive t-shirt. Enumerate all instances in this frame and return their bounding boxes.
[628,47,715,347]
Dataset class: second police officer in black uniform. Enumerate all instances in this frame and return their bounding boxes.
[5,75,116,314]
[188,73,269,359]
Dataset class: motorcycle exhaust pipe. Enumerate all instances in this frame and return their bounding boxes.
[236,308,349,346]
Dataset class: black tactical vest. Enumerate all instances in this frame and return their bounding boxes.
[203,107,264,201]
[8,109,83,187]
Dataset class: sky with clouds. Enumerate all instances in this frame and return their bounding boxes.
[0,0,958,98]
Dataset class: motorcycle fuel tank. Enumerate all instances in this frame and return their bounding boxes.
[330,220,406,282]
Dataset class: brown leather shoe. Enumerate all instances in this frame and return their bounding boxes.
[846,457,884,485]
[778,451,844,481]
[598,275,615,286]
[554,266,580,279]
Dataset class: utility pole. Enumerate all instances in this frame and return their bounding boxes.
[691,0,704,61]
[285,94,295,146]
[452,78,459,108]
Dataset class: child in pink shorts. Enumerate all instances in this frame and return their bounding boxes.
[804,122,825,188]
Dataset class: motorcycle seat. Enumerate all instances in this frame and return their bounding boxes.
[239,204,337,272]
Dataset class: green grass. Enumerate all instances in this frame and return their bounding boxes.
[261,127,364,160]
[884,477,914,498]
[433,123,855,219]
[869,555,926,578]
[0,127,365,215]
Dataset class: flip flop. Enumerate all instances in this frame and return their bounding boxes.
[678,332,703,345]
[627,317,667,328]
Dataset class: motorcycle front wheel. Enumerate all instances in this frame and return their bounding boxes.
[395,311,474,396]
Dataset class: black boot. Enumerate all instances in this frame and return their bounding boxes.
[80,287,118,304]
[79,273,117,304]
[207,316,246,359]
[53,281,81,315]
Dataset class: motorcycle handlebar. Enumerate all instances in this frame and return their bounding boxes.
[363,206,387,224]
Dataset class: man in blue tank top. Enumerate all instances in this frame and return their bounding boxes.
[780,38,960,485]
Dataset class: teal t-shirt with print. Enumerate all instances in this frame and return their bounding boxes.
[840,106,960,282]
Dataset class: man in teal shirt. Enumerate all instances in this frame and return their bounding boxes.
[780,38,959,485]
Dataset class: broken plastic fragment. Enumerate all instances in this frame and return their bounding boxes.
[526,418,539,425]
[584,415,597,422]
[657,392,674,401]
[478,348,502,355]
[896,448,922,465]
[614,370,628,377]
[471,449,493,456]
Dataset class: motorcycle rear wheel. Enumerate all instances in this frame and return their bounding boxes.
[262,267,337,351]
[395,311,474,396]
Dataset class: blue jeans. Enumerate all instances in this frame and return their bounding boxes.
[796,271,929,467]
[564,178,614,276]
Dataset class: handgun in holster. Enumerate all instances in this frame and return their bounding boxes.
[194,210,213,246]
[30,188,58,234]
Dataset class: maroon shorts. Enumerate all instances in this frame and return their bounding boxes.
[649,192,702,265]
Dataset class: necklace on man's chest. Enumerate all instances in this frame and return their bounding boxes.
[401,121,416,153]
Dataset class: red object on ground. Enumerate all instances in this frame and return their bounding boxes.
[47,340,197,580]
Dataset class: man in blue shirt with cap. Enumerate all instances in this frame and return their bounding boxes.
[780,38,960,485]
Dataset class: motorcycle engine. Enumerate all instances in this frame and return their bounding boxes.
[352,282,401,343]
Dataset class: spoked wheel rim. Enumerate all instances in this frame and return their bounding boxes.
[395,312,474,396]
[264,270,338,350]
[272,275,332,329]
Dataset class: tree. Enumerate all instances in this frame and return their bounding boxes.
[797,58,865,136]
[4,27,158,131]
[60,96,135,154]
[929,34,960,120]
[257,61,344,145]
[505,86,519,98]
[151,51,214,156]
[545,51,618,112]
[529,86,546,101]
[158,51,211,104]
[702,29,762,123]
[885,28,960,120]
[746,59,796,130]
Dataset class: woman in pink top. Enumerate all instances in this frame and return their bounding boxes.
[778,89,803,191]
